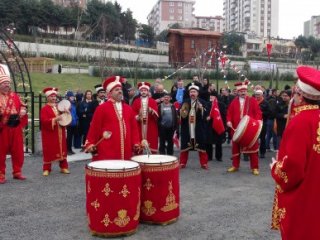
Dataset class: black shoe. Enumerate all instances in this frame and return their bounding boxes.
[68,151,75,155]
[216,158,222,162]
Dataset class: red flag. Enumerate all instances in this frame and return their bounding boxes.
[210,97,225,135]
[266,43,272,62]
[173,130,180,149]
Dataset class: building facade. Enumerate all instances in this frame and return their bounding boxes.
[167,29,222,66]
[148,0,196,35]
[223,0,279,38]
[304,15,320,39]
[194,16,224,32]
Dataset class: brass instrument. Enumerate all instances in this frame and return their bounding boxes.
[180,102,190,118]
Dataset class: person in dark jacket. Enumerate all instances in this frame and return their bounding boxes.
[275,90,291,149]
[66,91,79,155]
[254,89,270,158]
[158,93,178,155]
[77,90,94,147]
[206,92,227,161]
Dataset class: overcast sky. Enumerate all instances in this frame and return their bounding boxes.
[113,0,320,39]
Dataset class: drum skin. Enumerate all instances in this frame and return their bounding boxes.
[232,115,262,148]
[131,155,180,225]
[85,161,141,237]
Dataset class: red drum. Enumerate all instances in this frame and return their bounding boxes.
[232,115,262,148]
[131,155,179,225]
[85,160,141,237]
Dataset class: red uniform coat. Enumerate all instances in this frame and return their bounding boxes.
[0,91,27,176]
[40,104,67,163]
[131,97,159,152]
[85,100,140,161]
[271,105,320,240]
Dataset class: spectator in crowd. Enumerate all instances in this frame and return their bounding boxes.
[266,89,279,151]
[92,84,106,113]
[66,91,79,155]
[149,78,162,97]
[206,93,226,161]
[121,77,132,104]
[171,78,185,106]
[275,90,291,148]
[158,93,178,155]
[77,90,94,148]
[254,89,270,158]
[152,83,167,104]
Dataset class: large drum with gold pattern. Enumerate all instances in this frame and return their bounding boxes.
[85,160,141,237]
[131,155,180,225]
[233,115,262,148]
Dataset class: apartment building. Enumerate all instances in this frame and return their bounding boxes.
[147,0,196,35]
[223,0,279,38]
[194,16,224,32]
[304,15,320,39]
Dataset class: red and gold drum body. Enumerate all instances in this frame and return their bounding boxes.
[85,160,141,237]
[232,115,262,148]
[131,155,180,225]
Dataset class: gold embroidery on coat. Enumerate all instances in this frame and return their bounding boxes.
[102,183,113,197]
[119,184,130,198]
[91,199,100,211]
[271,186,286,230]
[144,178,154,191]
[313,122,320,154]
[114,209,130,227]
[141,200,156,216]
[101,213,112,228]
[161,181,179,212]
[133,188,140,221]
[275,156,288,183]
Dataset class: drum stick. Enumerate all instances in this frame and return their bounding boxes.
[141,139,151,158]
[95,131,112,147]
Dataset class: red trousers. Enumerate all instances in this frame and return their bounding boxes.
[179,151,208,167]
[0,126,24,176]
[43,159,68,171]
[231,141,259,169]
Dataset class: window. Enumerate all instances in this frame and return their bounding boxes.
[178,16,183,20]
[169,8,174,13]
[178,9,183,14]
[170,15,174,20]
[208,41,212,48]
[191,40,195,49]
[178,2,182,7]
[169,2,174,6]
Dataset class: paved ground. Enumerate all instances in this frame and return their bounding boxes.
[0,145,280,240]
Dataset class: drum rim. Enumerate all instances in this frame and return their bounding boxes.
[247,120,263,148]
[131,154,178,166]
[86,160,140,172]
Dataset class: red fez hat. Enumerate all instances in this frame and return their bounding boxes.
[296,66,320,100]
[138,82,151,91]
[102,76,123,93]
[43,87,58,97]
[234,80,249,91]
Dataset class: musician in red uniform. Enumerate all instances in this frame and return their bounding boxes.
[40,87,70,176]
[131,82,159,153]
[270,66,320,239]
[0,74,28,184]
[226,80,262,175]
[85,76,140,160]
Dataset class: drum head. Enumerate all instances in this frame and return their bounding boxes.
[131,155,177,165]
[57,99,71,112]
[58,112,72,126]
[87,160,139,172]
[232,115,249,141]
